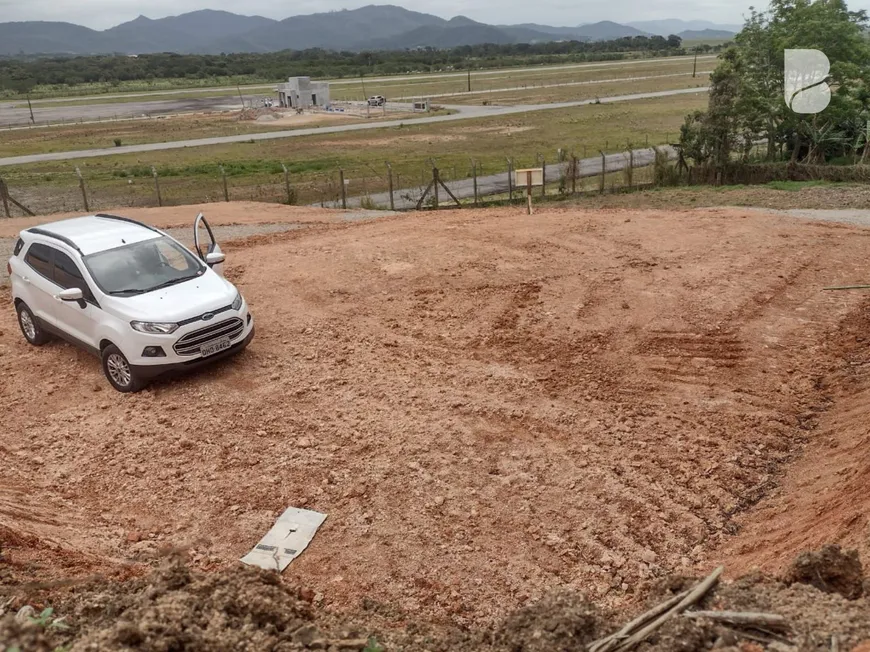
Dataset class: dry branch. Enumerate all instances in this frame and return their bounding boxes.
[588,567,723,652]
[684,611,789,631]
[589,589,690,652]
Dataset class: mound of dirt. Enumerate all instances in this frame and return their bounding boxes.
[783,544,864,600]
[0,555,369,652]
[5,548,870,651]
[492,591,606,652]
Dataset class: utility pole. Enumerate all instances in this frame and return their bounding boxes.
[26,94,35,124]
[467,69,472,93]
[693,49,698,78]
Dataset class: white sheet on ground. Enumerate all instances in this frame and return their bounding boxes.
[240,507,327,572]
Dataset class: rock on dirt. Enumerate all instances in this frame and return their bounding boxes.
[783,544,864,600]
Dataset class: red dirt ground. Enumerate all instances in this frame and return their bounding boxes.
[3,204,870,628]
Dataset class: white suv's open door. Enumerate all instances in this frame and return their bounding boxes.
[193,213,225,277]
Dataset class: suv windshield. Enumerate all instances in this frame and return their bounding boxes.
[84,236,205,296]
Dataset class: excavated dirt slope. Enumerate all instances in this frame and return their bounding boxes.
[3,204,870,631]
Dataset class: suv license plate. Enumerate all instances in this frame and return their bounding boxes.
[201,336,232,357]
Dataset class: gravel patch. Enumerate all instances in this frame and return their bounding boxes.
[758,208,870,228]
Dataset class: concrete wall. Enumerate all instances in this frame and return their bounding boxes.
[276,77,331,109]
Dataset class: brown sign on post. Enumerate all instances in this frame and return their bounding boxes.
[514,168,544,215]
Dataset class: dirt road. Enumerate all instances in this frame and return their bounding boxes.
[3,203,870,626]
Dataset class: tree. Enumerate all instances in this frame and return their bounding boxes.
[682,0,870,165]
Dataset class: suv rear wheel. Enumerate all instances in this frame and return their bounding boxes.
[16,302,50,346]
[101,344,145,393]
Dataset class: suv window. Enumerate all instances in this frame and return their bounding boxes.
[24,243,53,278]
[53,249,96,303]
[13,238,24,256]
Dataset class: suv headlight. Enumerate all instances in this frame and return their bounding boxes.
[131,321,179,334]
[232,291,243,311]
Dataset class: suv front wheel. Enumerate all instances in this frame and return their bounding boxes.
[101,344,145,393]
[16,302,50,346]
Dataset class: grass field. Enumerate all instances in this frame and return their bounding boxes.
[330,57,715,101]
[1,54,717,103]
[2,55,716,110]
[2,93,708,214]
[1,58,713,158]
[440,73,711,105]
[0,109,454,157]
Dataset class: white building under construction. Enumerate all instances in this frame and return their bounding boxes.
[275,77,331,109]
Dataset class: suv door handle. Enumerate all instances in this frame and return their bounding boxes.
[21,276,31,284]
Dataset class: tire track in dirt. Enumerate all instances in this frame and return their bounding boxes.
[3,205,870,624]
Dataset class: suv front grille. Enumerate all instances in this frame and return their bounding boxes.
[173,318,244,356]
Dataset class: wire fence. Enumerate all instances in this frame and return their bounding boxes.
[0,143,674,218]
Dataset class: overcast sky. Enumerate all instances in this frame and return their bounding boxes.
[0,0,770,30]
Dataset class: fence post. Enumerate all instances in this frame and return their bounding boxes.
[149,166,163,207]
[75,167,89,212]
[572,156,578,195]
[599,151,606,194]
[339,168,347,209]
[506,158,514,203]
[472,160,479,206]
[386,162,395,211]
[282,164,293,205]
[432,167,440,209]
[541,158,546,198]
[220,165,229,202]
[0,178,10,218]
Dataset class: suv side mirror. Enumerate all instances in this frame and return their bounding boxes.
[58,287,86,309]
[206,252,226,266]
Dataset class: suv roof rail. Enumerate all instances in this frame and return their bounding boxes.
[26,227,82,253]
[95,213,161,233]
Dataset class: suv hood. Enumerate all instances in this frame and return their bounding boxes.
[106,270,237,323]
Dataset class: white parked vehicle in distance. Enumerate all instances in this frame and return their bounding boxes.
[7,212,255,392]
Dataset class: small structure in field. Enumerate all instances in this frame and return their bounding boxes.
[275,77,331,109]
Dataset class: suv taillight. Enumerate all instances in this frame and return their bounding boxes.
[6,262,10,276]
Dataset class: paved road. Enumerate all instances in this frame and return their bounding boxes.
[333,147,673,209]
[0,87,710,167]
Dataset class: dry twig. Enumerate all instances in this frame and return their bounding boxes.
[588,567,723,652]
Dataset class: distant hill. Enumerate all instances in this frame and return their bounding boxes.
[677,29,736,41]
[628,19,740,36]
[0,5,717,56]
[574,21,650,40]
[365,16,560,49]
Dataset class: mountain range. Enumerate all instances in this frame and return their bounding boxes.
[0,5,739,56]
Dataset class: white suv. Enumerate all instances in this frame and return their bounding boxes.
[8,212,255,392]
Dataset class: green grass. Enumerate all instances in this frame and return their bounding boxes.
[2,93,708,215]
[764,180,834,191]
[1,54,715,102]
[1,110,454,157]
[0,76,273,101]
[15,88,267,108]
